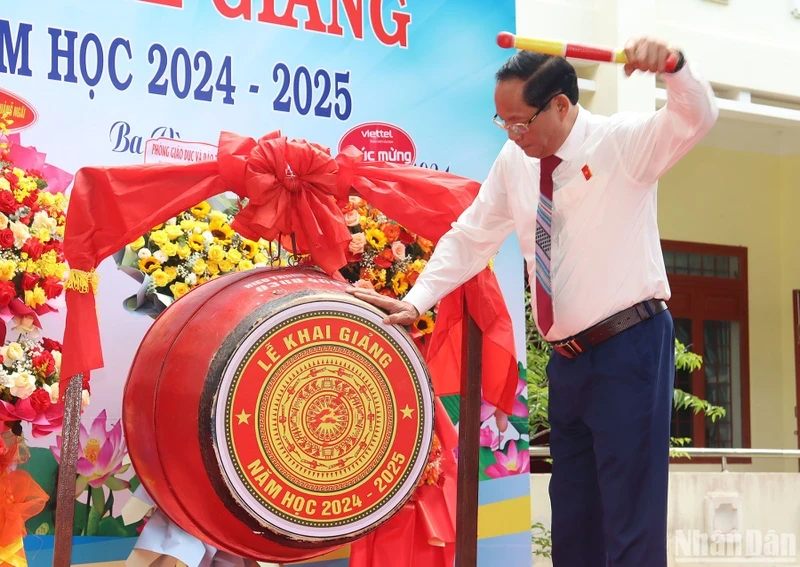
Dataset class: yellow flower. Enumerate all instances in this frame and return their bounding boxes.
[149,230,169,248]
[180,219,196,232]
[240,239,258,260]
[151,269,171,288]
[0,260,16,281]
[170,281,190,299]
[160,242,178,257]
[207,262,220,276]
[0,178,9,191]
[24,286,46,309]
[129,236,146,251]
[208,210,227,224]
[151,223,164,230]
[188,234,205,251]
[192,258,207,275]
[414,313,435,335]
[178,245,192,259]
[37,192,54,207]
[191,201,211,218]
[488,257,495,271]
[138,257,161,274]
[164,266,178,281]
[254,252,268,265]
[56,226,65,237]
[391,272,409,296]
[208,245,225,263]
[365,228,387,250]
[209,218,235,244]
[164,225,183,241]
[237,259,254,271]
[227,249,242,264]
[218,259,234,273]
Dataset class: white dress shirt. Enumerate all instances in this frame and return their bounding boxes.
[403,62,719,342]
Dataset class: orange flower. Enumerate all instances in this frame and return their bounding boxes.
[381,222,401,243]
[417,236,433,254]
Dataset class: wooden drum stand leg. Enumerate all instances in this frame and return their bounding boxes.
[455,297,482,567]
[53,373,84,567]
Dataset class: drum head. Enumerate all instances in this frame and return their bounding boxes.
[202,291,435,544]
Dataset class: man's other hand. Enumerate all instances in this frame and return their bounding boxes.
[345,287,420,326]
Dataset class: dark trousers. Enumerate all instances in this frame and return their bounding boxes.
[547,309,675,566]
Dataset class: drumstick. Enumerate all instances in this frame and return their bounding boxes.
[496,32,679,73]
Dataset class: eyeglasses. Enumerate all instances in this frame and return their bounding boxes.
[493,92,562,136]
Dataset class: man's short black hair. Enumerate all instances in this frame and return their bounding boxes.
[495,51,580,109]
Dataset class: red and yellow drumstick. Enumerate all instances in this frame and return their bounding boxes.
[496,32,679,73]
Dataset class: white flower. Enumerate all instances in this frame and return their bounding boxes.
[52,351,62,373]
[202,231,214,245]
[81,389,90,407]
[153,250,168,263]
[12,315,38,337]
[0,213,9,230]
[138,248,152,260]
[10,220,30,247]
[5,342,24,362]
[185,273,197,286]
[32,211,51,230]
[166,217,178,225]
[9,371,35,399]
[47,382,59,404]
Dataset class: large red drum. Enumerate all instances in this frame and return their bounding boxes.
[122,266,435,562]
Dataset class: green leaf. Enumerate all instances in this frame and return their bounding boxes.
[75,476,89,497]
[97,515,143,537]
[478,446,497,481]
[105,476,131,491]
[73,500,87,536]
[86,506,102,536]
[19,448,59,535]
[129,475,141,493]
[91,486,106,516]
[440,395,460,425]
[508,414,529,436]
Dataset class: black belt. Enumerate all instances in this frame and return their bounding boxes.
[551,299,668,359]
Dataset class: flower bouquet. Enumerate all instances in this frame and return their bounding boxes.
[114,195,291,317]
[0,335,85,439]
[338,196,438,342]
[0,115,70,340]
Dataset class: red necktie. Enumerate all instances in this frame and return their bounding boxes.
[534,155,562,336]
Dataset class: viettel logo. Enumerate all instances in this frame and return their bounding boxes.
[338,122,416,165]
[0,88,38,132]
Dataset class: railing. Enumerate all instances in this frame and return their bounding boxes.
[529,446,800,472]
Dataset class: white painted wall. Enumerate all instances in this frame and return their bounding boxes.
[516,0,800,100]
[531,472,800,566]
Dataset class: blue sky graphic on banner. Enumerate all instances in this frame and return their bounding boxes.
[1,1,531,565]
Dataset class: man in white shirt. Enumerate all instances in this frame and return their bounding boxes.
[348,37,718,566]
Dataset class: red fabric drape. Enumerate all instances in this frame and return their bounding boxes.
[61,130,518,414]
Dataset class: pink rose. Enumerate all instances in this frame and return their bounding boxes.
[391,241,406,261]
[349,232,366,254]
[354,279,374,290]
[344,209,360,227]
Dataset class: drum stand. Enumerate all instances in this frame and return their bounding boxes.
[455,301,483,567]
[52,299,485,567]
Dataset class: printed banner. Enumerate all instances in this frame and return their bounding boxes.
[0,1,531,565]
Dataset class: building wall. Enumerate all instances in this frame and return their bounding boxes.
[516,0,800,99]
[658,147,799,472]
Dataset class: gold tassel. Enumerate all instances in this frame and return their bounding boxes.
[64,268,99,295]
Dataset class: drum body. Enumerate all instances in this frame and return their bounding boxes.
[123,266,435,562]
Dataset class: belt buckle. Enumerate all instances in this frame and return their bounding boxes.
[554,338,583,359]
